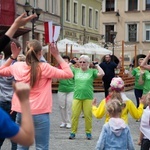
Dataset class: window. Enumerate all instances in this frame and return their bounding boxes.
[89,8,93,28]
[105,25,114,43]
[34,0,38,7]
[66,0,70,22]
[106,0,114,11]
[81,5,86,26]
[146,0,150,10]
[128,24,137,42]
[73,2,77,24]
[145,24,150,41]
[45,0,49,12]
[52,0,56,14]
[95,10,98,29]
[128,0,137,11]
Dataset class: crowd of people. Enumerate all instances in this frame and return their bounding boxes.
[1,12,150,150]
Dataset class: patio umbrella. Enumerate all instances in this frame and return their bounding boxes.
[57,38,85,54]
[84,42,112,55]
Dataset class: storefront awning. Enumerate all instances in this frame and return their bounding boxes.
[0,25,31,38]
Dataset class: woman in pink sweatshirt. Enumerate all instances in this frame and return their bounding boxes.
[0,40,73,150]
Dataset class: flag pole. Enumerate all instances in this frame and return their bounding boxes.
[70,44,73,58]
[47,43,51,64]
[134,44,137,67]
[66,44,68,56]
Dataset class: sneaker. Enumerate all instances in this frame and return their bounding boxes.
[66,123,71,129]
[86,133,92,140]
[60,122,66,128]
[69,133,75,139]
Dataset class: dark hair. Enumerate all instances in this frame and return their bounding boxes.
[26,40,42,88]
[3,39,21,59]
[62,55,70,61]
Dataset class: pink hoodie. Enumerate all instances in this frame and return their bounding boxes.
[0,62,73,114]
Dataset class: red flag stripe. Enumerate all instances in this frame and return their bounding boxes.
[44,22,49,44]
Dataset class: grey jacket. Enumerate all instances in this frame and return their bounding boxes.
[0,59,14,102]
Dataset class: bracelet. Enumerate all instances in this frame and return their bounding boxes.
[95,64,99,67]
[10,55,17,60]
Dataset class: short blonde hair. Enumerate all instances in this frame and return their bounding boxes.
[106,99,125,116]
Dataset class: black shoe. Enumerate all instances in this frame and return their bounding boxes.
[86,133,92,140]
[69,133,75,139]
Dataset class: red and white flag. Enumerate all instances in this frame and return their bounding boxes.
[44,21,61,44]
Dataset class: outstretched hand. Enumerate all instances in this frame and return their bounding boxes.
[92,98,97,106]
[11,42,21,59]
[50,43,59,57]
[13,82,30,102]
[139,96,146,106]
[14,13,37,28]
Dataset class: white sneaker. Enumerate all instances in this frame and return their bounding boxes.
[66,123,71,129]
[60,122,66,128]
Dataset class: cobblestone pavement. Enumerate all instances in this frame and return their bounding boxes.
[2,90,141,150]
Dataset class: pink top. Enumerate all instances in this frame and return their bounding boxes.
[0,62,73,115]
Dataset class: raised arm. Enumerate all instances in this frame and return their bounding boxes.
[116,57,122,69]
[93,62,105,77]
[5,13,36,38]
[10,82,34,146]
[0,42,21,69]
[0,13,36,51]
[140,52,150,70]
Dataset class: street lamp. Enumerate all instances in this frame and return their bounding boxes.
[23,2,42,39]
[110,30,117,61]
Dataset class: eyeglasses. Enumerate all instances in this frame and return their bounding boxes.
[79,61,86,63]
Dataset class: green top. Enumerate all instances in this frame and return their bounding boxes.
[58,67,74,92]
[73,68,98,100]
[132,67,143,90]
[143,70,150,95]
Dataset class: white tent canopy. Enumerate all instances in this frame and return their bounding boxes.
[84,42,112,55]
[42,39,112,55]
[57,38,85,53]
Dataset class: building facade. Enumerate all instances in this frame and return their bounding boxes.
[16,0,61,50]
[60,0,102,45]
[100,0,150,65]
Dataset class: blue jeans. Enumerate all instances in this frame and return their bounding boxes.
[16,113,50,150]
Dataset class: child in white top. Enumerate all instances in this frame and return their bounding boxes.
[138,92,150,150]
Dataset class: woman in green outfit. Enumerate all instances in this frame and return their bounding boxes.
[129,58,144,107]
[139,53,150,96]
[69,55,104,140]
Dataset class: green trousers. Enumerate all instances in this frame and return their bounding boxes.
[71,99,92,134]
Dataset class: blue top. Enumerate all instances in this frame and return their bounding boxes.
[100,61,117,81]
[0,108,19,138]
[95,118,135,150]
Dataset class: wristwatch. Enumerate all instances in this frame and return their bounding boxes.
[10,55,17,60]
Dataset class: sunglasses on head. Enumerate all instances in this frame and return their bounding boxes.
[79,61,86,63]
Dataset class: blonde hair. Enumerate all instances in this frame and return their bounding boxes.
[106,99,125,117]
[17,54,26,62]
[26,40,42,88]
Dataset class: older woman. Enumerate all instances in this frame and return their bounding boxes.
[69,55,104,140]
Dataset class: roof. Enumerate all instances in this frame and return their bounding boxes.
[0,25,31,38]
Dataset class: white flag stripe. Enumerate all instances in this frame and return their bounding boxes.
[53,26,61,42]
[48,21,53,43]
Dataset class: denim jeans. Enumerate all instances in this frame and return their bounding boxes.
[0,101,17,150]
[16,113,50,150]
